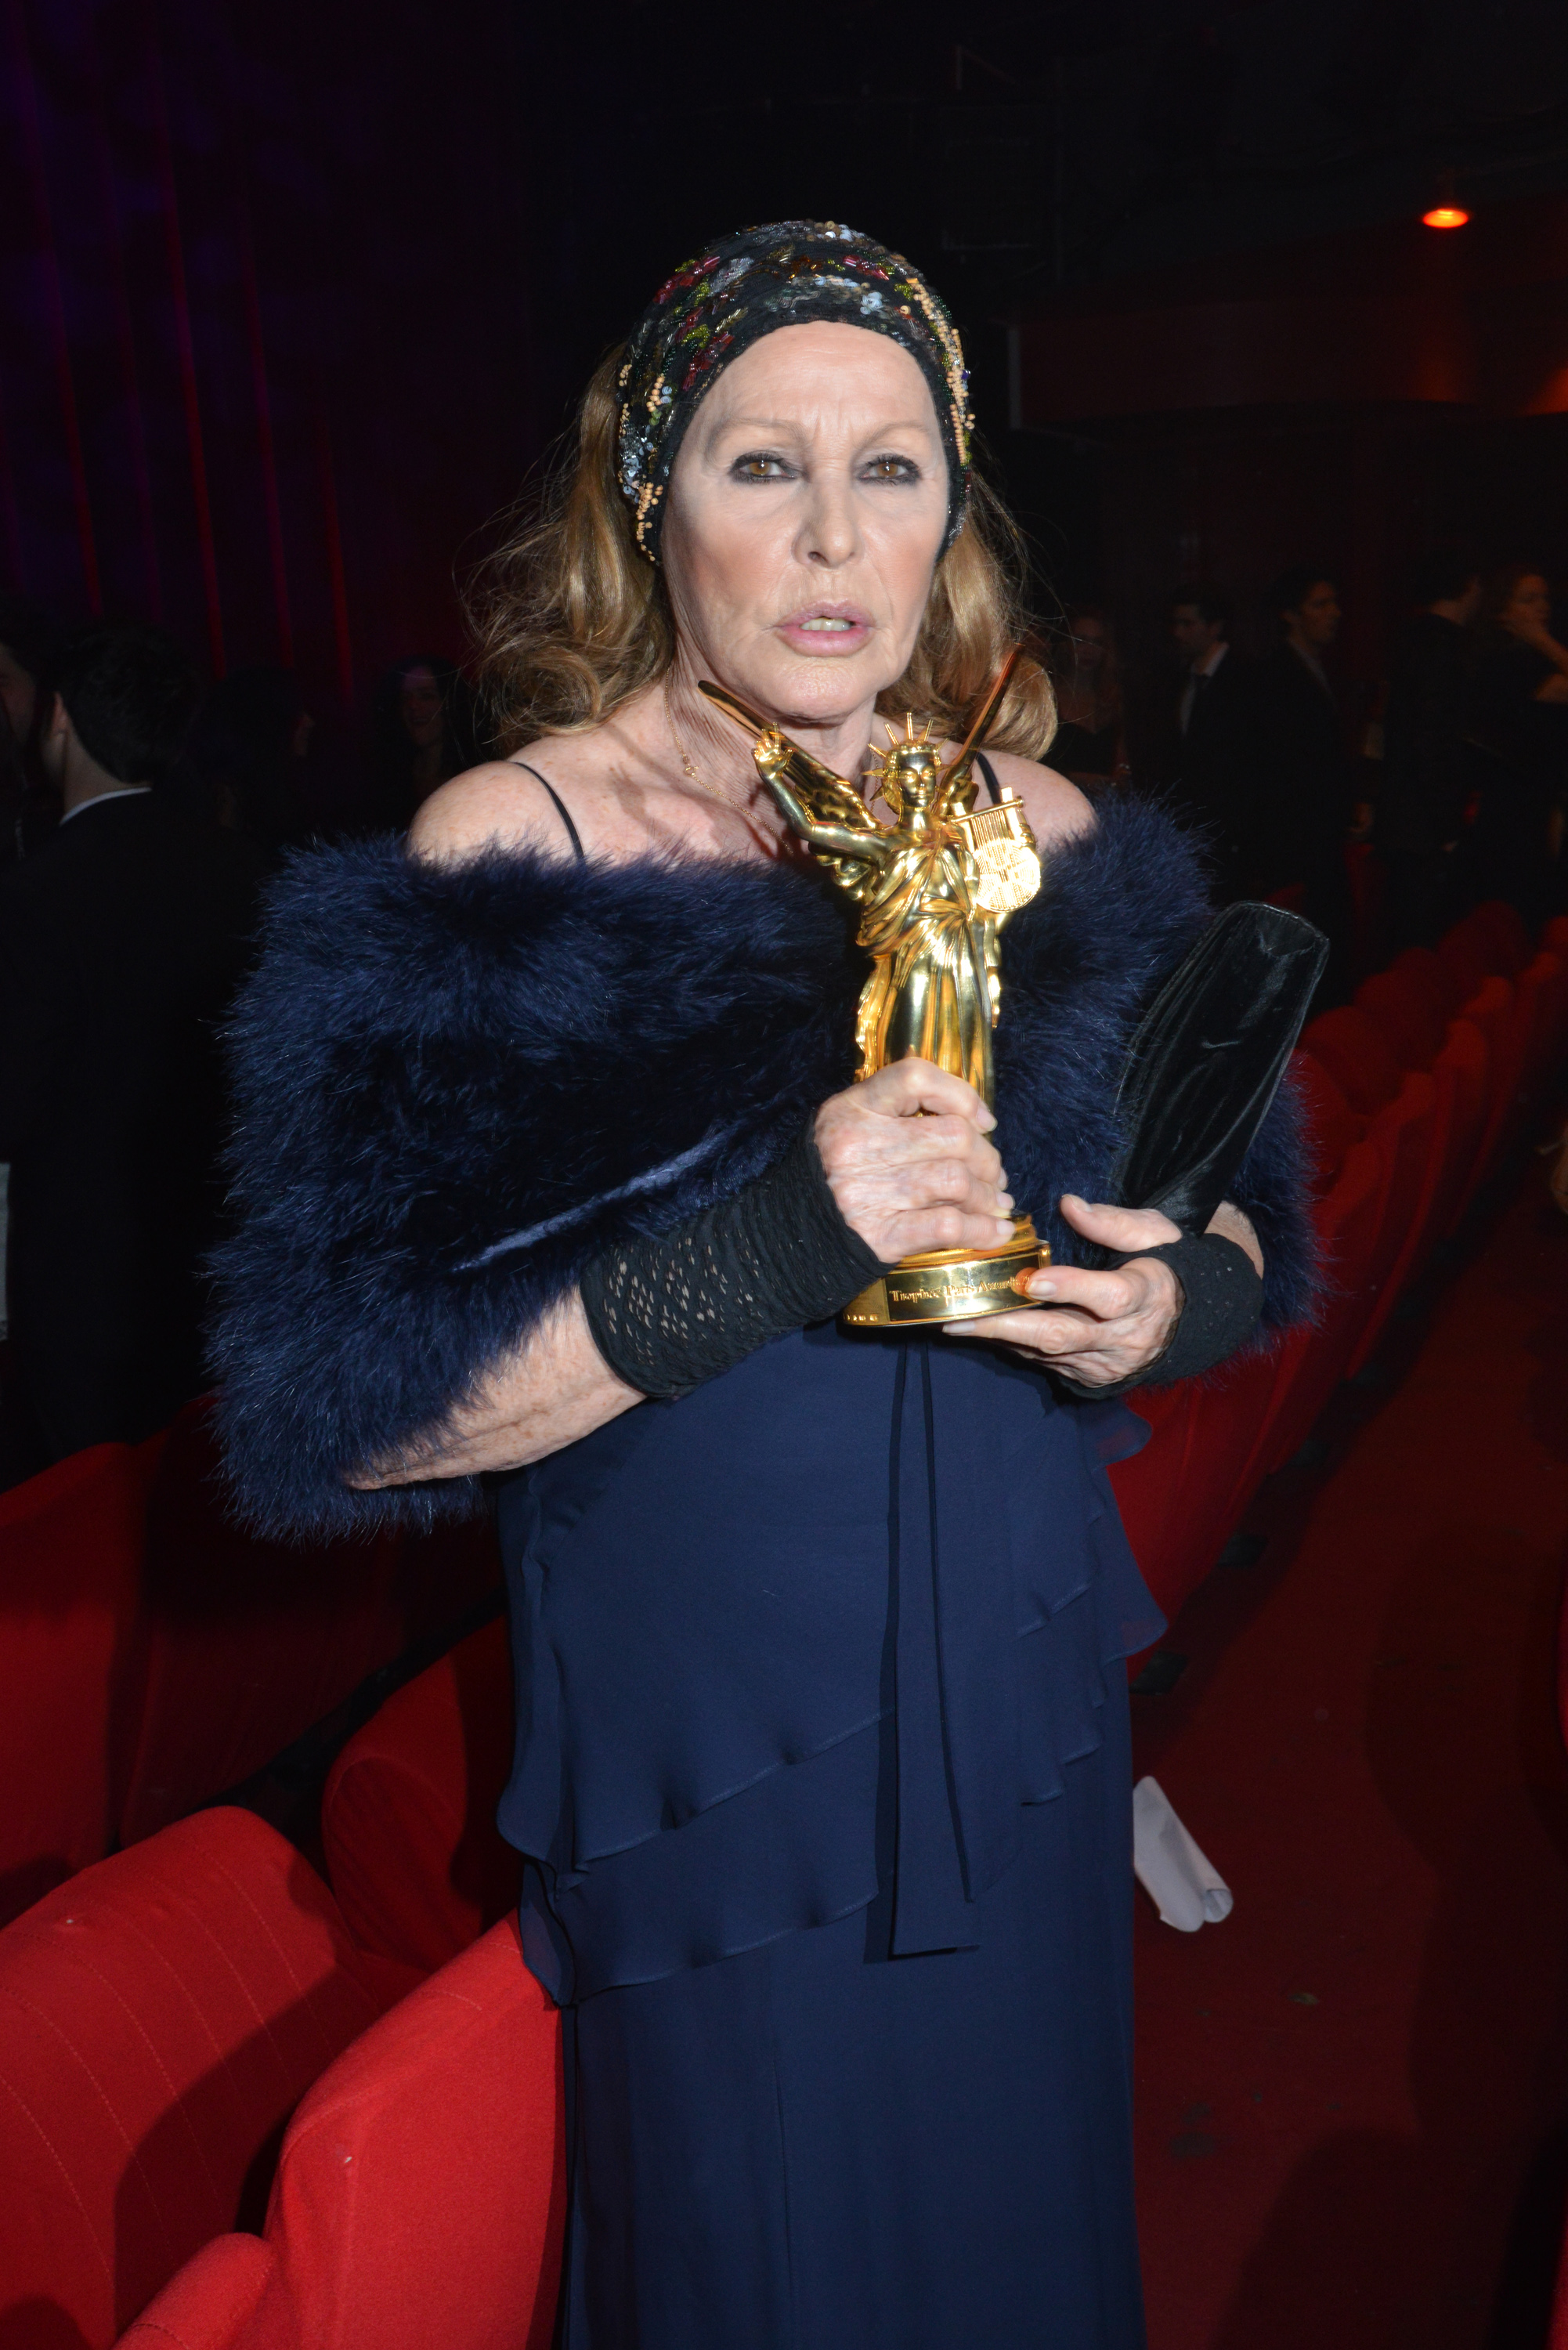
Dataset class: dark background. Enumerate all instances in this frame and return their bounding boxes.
[5,0,1568,733]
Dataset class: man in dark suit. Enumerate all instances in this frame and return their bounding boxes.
[0,624,262,1464]
[1253,566,1356,983]
[1375,550,1480,951]
[1165,582,1259,896]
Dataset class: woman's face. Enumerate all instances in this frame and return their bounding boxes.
[1505,573,1551,631]
[399,666,444,750]
[661,322,949,730]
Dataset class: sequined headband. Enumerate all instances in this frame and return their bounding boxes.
[616,221,973,564]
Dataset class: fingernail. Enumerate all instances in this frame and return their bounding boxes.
[978,1110,996,1130]
[1024,1274,1056,1298]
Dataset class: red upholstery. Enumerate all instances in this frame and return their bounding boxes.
[1288,1050,1365,1197]
[1409,1017,1489,1275]
[1299,1006,1405,1118]
[116,2233,284,2348]
[1512,950,1568,1095]
[0,1443,145,1927]
[1355,966,1448,1072]
[0,1808,417,2349]
[1343,1071,1438,1376]
[1390,943,1463,1020]
[1250,1138,1388,1480]
[322,1617,521,1974]
[1448,976,1516,1220]
[260,1916,564,2350]
[1461,897,1531,978]
[119,1922,564,2350]
[117,1400,410,1845]
[1545,915,1568,960]
[1111,1354,1278,1623]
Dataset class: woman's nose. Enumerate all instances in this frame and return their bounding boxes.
[797,472,861,569]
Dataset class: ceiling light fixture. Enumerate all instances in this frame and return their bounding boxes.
[1422,172,1469,230]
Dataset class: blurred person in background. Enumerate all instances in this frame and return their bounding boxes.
[0,595,63,862]
[1047,606,1129,791]
[0,624,262,1465]
[1165,581,1256,896]
[183,665,315,862]
[1255,566,1356,985]
[1463,565,1568,927]
[1375,549,1481,951]
[369,653,483,829]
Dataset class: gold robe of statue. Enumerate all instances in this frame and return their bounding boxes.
[756,731,1024,1111]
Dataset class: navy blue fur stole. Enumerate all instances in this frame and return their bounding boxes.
[211,794,1315,1536]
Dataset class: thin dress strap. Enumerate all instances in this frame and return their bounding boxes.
[514,761,585,861]
[974,752,1003,806]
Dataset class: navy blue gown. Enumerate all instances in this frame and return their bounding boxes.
[496,1311,1162,2347]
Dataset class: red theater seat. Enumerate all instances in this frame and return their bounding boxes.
[116,1399,410,1845]
[266,1917,562,2350]
[1460,898,1531,979]
[0,1443,144,1927]
[1356,965,1448,1073]
[0,1808,416,2349]
[322,1616,521,1973]
[125,1921,565,2350]
[1247,1137,1388,1482]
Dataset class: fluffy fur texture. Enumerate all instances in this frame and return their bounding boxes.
[211,794,1315,1537]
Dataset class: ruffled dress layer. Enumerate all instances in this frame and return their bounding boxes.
[495,1318,1163,2348]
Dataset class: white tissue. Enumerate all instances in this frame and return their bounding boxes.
[1132,1776,1234,1932]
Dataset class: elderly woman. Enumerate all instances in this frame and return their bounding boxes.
[215,226,1312,2348]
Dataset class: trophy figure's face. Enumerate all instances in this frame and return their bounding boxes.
[889,747,942,826]
[660,324,948,736]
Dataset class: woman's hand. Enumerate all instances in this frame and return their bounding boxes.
[942,1194,1263,1390]
[347,1294,642,1486]
[815,1059,1015,1264]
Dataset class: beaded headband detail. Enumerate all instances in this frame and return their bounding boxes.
[616,222,972,564]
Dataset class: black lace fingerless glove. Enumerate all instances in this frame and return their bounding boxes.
[1054,1229,1263,1401]
[580,1125,890,1400]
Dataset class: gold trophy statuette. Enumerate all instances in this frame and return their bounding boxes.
[699,656,1050,1328]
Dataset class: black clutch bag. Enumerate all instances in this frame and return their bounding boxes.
[1105,902,1328,1235]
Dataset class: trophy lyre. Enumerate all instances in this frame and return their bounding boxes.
[699,652,1050,1328]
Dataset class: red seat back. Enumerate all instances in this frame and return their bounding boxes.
[1299,1006,1405,1117]
[0,1444,144,1926]
[1355,967,1447,1072]
[117,1400,410,1845]
[266,1918,562,2350]
[323,1617,521,1974]
[1288,1050,1365,1198]
[1252,1137,1388,1480]
[1345,1072,1437,1376]
[0,1809,415,2349]
[115,2232,282,2348]
[1391,945,1463,1019]
[1462,898,1531,978]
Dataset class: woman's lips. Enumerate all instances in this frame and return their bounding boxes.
[775,606,873,656]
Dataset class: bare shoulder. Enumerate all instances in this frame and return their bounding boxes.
[408,759,578,867]
[973,747,1097,851]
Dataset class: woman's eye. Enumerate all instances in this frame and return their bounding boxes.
[732,453,793,481]
[862,454,920,483]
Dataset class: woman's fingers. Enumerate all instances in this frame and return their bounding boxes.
[854,1057,995,1130]
[943,1253,1183,1386]
[1057,1193,1183,1253]
[815,1059,1017,1261]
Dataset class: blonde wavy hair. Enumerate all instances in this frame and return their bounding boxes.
[470,347,1057,760]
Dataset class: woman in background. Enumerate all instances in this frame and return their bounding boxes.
[1464,566,1568,923]
[368,653,483,828]
[1047,604,1129,790]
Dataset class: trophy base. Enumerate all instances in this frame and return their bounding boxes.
[840,1218,1048,1329]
